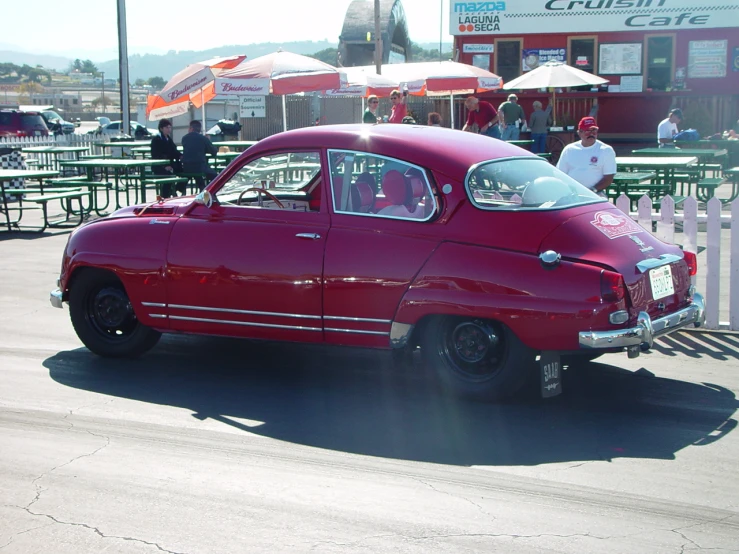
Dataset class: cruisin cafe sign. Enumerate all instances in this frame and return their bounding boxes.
[450,0,739,35]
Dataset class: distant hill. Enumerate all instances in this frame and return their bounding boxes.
[0,40,454,82]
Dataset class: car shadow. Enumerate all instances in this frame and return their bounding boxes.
[44,333,738,467]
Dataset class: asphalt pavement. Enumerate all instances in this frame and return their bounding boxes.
[0,225,737,553]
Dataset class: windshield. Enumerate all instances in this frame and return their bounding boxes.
[466,157,604,210]
[43,110,62,121]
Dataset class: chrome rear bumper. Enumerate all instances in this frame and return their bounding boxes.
[50,288,64,309]
[579,293,705,351]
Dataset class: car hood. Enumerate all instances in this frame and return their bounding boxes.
[539,206,684,286]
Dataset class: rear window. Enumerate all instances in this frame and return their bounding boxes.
[20,114,47,129]
[466,157,603,211]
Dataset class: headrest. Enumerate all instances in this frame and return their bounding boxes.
[382,170,408,205]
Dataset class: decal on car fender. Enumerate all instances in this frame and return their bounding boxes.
[589,211,643,240]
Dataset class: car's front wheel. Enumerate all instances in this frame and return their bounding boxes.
[421,316,536,401]
[69,269,161,358]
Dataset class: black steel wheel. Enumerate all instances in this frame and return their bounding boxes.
[546,135,567,165]
[421,316,537,400]
[69,269,161,358]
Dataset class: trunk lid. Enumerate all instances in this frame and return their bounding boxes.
[539,207,692,320]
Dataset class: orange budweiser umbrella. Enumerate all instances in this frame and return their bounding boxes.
[146,55,246,121]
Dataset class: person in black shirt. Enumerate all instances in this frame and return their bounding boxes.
[150,118,182,198]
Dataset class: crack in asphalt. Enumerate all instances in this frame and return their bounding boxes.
[410,477,495,519]
[310,531,613,548]
[15,428,187,554]
[0,523,54,551]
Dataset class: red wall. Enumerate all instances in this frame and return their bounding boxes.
[456,28,739,94]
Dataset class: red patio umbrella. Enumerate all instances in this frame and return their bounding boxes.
[215,50,344,131]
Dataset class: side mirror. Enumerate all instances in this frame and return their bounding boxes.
[194,190,213,208]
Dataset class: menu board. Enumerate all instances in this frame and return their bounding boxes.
[688,40,727,78]
[599,43,642,75]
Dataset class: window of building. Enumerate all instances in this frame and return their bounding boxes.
[494,38,522,83]
[645,35,675,91]
[568,36,597,74]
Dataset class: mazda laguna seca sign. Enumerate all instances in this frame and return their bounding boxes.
[450,0,739,35]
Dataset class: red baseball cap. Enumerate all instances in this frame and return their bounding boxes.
[578,117,599,131]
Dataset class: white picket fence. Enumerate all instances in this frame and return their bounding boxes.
[616,194,736,331]
[0,134,106,151]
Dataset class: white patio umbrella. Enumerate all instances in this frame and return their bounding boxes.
[354,61,503,127]
[215,50,344,131]
[322,66,399,98]
[503,61,609,125]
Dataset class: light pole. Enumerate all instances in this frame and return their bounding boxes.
[101,71,105,115]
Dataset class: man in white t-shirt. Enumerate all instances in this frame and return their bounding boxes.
[657,108,682,148]
[556,117,616,194]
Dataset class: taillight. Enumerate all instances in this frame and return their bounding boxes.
[600,270,626,303]
[683,250,697,276]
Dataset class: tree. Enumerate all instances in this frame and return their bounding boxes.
[72,59,83,72]
[17,82,44,103]
[81,60,98,75]
[27,68,52,84]
[91,96,115,109]
[310,48,338,66]
[0,62,20,79]
[134,78,146,87]
[147,76,165,89]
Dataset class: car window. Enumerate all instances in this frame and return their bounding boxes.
[19,114,46,129]
[215,151,321,211]
[107,122,120,130]
[43,111,62,120]
[0,113,11,126]
[327,150,437,221]
[467,157,603,210]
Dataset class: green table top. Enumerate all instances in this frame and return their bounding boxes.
[211,141,257,148]
[616,156,698,168]
[632,148,727,158]
[22,146,90,154]
[612,171,656,184]
[60,159,168,168]
[506,140,534,146]
[0,169,60,181]
[97,141,152,148]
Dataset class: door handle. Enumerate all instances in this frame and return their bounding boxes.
[296,233,321,240]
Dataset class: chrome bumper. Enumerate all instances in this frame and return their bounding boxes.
[579,293,705,351]
[50,288,64,309]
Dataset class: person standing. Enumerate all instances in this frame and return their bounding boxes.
[462,97,500,138]
[528,101,552,154]
[150,118,182,198]
[556,117,616,195]
[387,88,408,124]
[363,95,380,124]
[657,108,682,148]
[427,112,442,127]
[498,94,525,141]
[181,120,218,192]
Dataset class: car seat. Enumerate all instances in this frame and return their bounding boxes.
[376,170,415,218]
[351,171,376,213]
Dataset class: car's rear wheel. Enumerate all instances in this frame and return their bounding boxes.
[69,269,161,358]
[421,316,536,401]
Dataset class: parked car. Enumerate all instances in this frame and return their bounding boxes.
[90,119,154,140]
[0,109,49,137]
[49,124,705,400]
[40,110,75,135]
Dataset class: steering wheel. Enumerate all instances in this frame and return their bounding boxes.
[236,187,285,208]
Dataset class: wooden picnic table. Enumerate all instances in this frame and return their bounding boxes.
[60,158,169,207]
[0,169,60,231]
[723,167,739,203]
[631,147,727,179]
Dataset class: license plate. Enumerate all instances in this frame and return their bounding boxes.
[649,265,674,300]
[540,351,562,398]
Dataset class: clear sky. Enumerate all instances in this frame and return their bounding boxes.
[2,0,451,58]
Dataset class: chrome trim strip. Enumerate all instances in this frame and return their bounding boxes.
[142,302,167,308]
[390,322,414,348]
[324,327,389,336]
[324,315,392,324]
[50,289,63,309]
[170,315,322,332]
[168,304,321,320]
[579,293,705,351]
[148,314,168,319]
[636,253,682,273]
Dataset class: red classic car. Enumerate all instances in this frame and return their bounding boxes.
[50,124,704,400]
